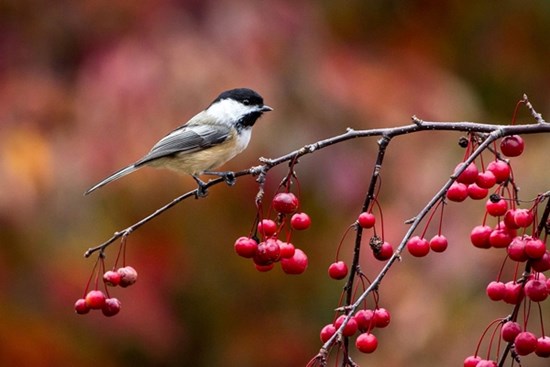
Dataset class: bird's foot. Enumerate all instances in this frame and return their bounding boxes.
[192,175,209,198]
[203,171,236,187]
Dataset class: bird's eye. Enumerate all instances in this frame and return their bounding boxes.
[243,99,250,105]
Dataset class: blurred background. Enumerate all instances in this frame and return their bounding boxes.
[0,0,549,366]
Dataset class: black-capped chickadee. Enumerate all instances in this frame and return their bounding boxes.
[85,88,272,195]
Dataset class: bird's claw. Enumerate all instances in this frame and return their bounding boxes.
[192,175,209,198]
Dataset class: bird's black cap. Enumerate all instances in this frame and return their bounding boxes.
[211,88,265,107]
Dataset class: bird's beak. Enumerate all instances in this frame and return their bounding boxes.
[260,105,273,112]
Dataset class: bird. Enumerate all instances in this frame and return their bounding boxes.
[85,88,272,195]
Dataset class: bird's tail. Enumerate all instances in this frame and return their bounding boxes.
[84,164,139,195]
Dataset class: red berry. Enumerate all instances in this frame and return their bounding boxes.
[525,237,546,259]
[355,333,378,353]
[406,236,430,257]
[328,261,348,280]
[503,209,520,230]
[358,212,376,229]
[74,298,90,315]
[290,212,311,230]
[335,315,358,337]
[373,308,390,328]
[272,192,299,214]
[535,336,550,358]
[507,236,528,262]
[476,170,497,189]
[514,331,537,356]
[446,182,468,202]
[486,281,506,301]
[501,321,521,342]
[102,298,121,317]
[429,235,448,252]
[463,355,482,367]
[486,198,508,217]
[500,135,525,157]
[254,238,281,265]
[254,263,274,272]
[514,209,534,228]
[234,236,258,258]
[524,279,548,302]
[118,266,138,288]
[455,162,479,185]
[475,360,497,367]
[103,270,121,287]
[487,160,510,183]
[470,225,492,249]
[489,228,512,248]
[280,248,308,274]
[85,290,106,309]
[257,219,277,237]
[278,241,296,259]
[320,324,336,343]
[354,309,375,330]
[467,183,488,200]
[373,241,393,261]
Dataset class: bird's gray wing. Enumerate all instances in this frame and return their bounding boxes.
[135,123,231,167]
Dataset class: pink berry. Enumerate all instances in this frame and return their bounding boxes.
[500,135,525,157]
[535,336,550,358]
[475,360,497,367]
[328,261,348,280]
[429,235,448,252]
[532,251,550,272]
[487,160,510,183]
[463,355,482,367]
[455,162,479,185]
[406,236,430,257]
[272,192,299,214]
[524,279,548,302]
[85,290,106,309]
[470,225,492,249]
[467,183,488,200]
[257,219,277,237]
[501,321,521,342]
[234,236,258,258]
[486,281,506,301]
[117,266,138,288]
[514,331,537,356]
[503,281,524,305]
[103,270,121,287]
[503,209,520,230]
[446,182,468,202]
[290,212,311,230]
[476,170,497,189]
[101,297,121,317]
[489,228,512,248]
[373,241,393,261]
[320,323,336,343]
[280,248,308,274]
[355,333,378,353]
[74,298,90,315]
[358,212,376,229]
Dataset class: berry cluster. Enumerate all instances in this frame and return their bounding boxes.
[234,191,311,274]
[320,307,391,354]
[451,134,550,364]
[74,239,138,317]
